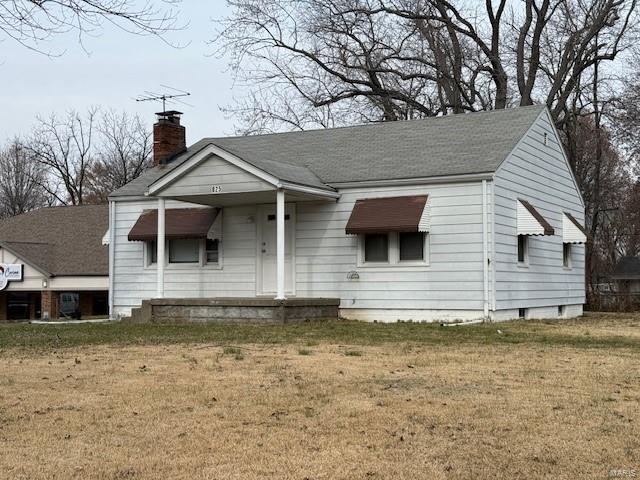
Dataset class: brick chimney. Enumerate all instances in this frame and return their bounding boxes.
[153,110,186,166]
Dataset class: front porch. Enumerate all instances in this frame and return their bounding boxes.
[116,143,344,323]
[136,142,341,304]
[124,297,340,324]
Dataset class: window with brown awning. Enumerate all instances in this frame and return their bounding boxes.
[128,208,220,242]
[345,196,429,235]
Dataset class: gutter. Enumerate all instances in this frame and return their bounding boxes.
[330,172,494,189]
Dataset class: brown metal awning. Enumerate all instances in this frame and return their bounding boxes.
[345,195,428,235]
[128,208,220,242]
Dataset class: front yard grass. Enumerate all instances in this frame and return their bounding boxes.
[1,312,639,351]
[0,312,639,479]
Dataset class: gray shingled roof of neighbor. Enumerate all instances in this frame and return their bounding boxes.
[612,256,640,280]
[110,105,546,198]
[0,205,108,276]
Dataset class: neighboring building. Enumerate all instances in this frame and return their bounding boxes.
[108,106,587,322]
[612,256,640,294]
[0,205,109,321]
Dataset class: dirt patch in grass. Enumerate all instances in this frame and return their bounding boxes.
[1,315,639,479]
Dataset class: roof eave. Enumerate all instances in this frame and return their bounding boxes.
[0,240,53,278]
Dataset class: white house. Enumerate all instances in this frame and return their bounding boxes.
[108,106,587,322]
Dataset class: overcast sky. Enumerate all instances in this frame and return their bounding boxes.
[0,2,238,144]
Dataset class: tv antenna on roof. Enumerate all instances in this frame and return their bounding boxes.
[135,85,192,112]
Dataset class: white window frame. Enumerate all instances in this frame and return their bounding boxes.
[562,242,572,269]
[517,235,529,267]
[357,232,430,268]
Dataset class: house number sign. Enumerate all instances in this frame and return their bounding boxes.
[212,185,222,193]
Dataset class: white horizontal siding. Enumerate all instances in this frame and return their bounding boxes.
[111,199,257,316]
[112,180,487,315]
[295,182,486,311]
[160,155,273,197]
[493,109,585,310]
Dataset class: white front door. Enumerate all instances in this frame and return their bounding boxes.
[258,204,295,295]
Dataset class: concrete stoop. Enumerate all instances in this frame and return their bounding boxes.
[121,297,340,324]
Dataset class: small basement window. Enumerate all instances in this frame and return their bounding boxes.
[517,235,529,265]
[399,232,425,261]
[169,239,200,264]
[563,243,572,268]
[518,308,526,319]
[364,234,389,263]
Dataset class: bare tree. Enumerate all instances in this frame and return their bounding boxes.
[613,66,640,175]
[0,139,50,218]
[85,110,152,203]
[24,109,98,205]
[215,0,638,132]
[0,0,182,53]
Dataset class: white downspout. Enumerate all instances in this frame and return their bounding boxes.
[157,197,166,299]
[276,189,286,300]
[482,180,489,318]
[108,200,116,320]
[490,181,497,313]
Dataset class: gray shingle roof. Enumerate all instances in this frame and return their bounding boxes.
[612,256,640,280]
[0,205,108,276]
[110,105,545,198]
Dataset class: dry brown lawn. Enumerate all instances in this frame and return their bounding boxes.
[1,315,639,479]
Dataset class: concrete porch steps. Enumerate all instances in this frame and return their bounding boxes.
[121,297,340,324]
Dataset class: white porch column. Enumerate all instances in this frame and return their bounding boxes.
[276,188,286,300]
[157,197,165,298]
